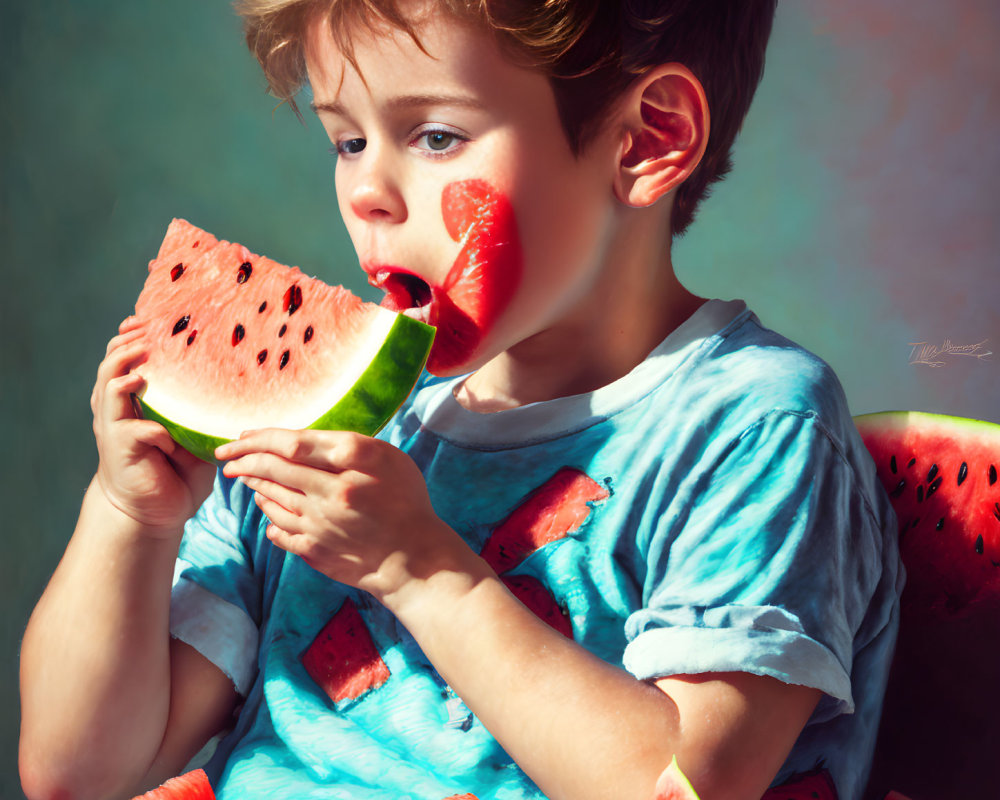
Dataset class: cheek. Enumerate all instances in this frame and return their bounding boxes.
[427,179,523,374]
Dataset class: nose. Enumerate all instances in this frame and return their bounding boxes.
[344,148,407,224]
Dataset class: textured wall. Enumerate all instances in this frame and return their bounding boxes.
[3,2,997,795]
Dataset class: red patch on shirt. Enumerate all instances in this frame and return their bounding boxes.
[480,467,609,638]
[302,598,390,703]
[761,767,838,800]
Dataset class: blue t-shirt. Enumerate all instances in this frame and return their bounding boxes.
[171,298,902,799]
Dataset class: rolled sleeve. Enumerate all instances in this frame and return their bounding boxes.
[624,409,884,717]
[170,471,262,696]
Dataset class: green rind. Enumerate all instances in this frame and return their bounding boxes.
[654,755,700,800]
[308,314,434,436]
[137,399,230,464]
[854,410,1000,433]
[138,313,435,464]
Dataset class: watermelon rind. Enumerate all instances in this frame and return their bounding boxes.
[138,313,434,463]
[653,755,700,800]
[854,409,997,435]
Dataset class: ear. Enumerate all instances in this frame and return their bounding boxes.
[613,64,709,208]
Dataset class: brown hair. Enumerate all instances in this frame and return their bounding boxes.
[237,0,777,236]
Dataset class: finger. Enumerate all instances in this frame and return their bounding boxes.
[118,315,142,335]
[263,523,309,557]
[105,325,146,357]
[222,451,325,497]
[94,339,148,415]
[101,372,147,424]
[96,338,149,394]
[240,475,305,516]
[127,418,177,452]
[215,428,320,464]
[218,428,369,472]
[253,491,304,533]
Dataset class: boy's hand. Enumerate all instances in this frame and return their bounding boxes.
[91,317,215,532]
[216,429,479,600]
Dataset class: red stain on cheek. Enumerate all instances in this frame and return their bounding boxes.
[429,180,522,374]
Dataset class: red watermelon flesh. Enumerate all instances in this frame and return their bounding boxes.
[133,219,433,462]
[855,411,1000,614]
[131,769,215,799]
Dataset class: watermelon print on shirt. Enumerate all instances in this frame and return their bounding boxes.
[169,299,902,800]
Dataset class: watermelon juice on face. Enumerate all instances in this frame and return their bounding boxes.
[367,179,521,375]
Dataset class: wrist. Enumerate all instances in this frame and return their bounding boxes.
[86,476,187,544]
[377,524,495,624]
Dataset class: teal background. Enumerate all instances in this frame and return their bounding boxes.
[2,1,997,795]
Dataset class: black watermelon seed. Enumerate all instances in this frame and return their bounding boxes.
[926,475,943,499]
[258,301,267,313]
[186,331,197,346]
[926,463,939,483]
[283,284,303,315]
[237,262,253,283]
[257,349,268,365]
[170,263,185,281]
[890,455,897,474]
[990,465,997,485]
[936,517,945,531]
[304,325,314,343]
[958,462,968,485]
[907,458,916,469]
[890,479,906,498]
[279,350,290,370]
[916,485,924,503]
[171,315,190,336]
[232,324,245,346]
[994,502,1000,522]
[278,324,287,338]
[975,535,984,555]
[911,516,921,529]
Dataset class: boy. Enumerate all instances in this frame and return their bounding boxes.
[19,1,902,799]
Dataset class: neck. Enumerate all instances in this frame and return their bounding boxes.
[456,207,704,413]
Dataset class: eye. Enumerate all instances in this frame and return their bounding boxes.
[424,131,455,151]
[335,137,366,156]
[411,126,467,156]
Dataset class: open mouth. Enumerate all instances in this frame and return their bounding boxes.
[378,271,434,313]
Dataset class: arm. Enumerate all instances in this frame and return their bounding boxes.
[382,552,820,800]
[19,319,231,800]
[218,429,821,800]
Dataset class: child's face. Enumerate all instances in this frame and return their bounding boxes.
[306,2,620,376]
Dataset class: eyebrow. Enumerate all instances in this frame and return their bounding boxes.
[310,93,487,117]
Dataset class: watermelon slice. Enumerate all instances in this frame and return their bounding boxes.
[855,411,1000,799]
[133,219,435,462]
[131,769,215,799]
[652,755,700,800]
[854,411,1000,615]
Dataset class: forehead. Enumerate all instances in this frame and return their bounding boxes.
[303,4,519,104]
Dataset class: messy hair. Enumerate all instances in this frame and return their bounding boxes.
[236,0,776,236]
